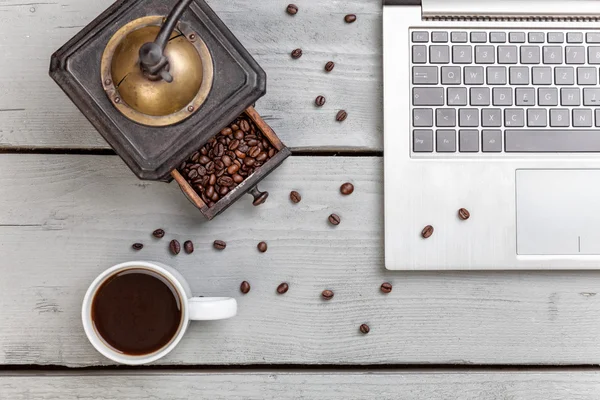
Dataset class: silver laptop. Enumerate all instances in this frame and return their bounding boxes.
[384,0,600,270]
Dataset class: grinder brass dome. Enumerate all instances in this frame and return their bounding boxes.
[101,16,214,127]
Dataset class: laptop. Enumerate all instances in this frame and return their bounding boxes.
[383,0,600,270]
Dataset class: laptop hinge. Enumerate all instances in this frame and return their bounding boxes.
[422,0,600,19]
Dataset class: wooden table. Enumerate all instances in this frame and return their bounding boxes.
[0,0,599,398]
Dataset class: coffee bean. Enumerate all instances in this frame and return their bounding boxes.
[169,240,181,255]
[345,14,357,23]
[421,225,434,239]
[205,161,215,173]
[238,144,249,153]
[315,95,326,107]
[219,186,229,196]
[201,175,210,187]
[218,176,234,187]
[232,174,244,183]
[211,191,220,202]
[244,157,256,167]
[340,182,354,195]
[222,155,232,167]
[132,243,143,251]
[248,146,261,158]
[227,164,240,175]
[240,120,250,132]
[199,155,210,164]
[287,192,300,204]
[359,324,370,334]
[277,282,289,294]
[336,110,348,122]
[233,159,242,167]
[234,130,244,140]
[458,208,470,221]
[322,290,334,300]
[191,152,200,162]
[215,143,225,157]
[209,174,217,186]
[200,147,208,155]
[179,161,187,170]
[257,241,268,253]
[328,214,341,226]
[205,185,215,198]
[256,152,267,162]
[188,169,199,179]
[229,139,240,151]
[325,61,335,72]
[152,229,165,239]
[268,148,276,158]
[220,127,232,136]
[240,281,251,294]
[196,165,207,176]
[380,282,392,293]
[286,3,298,15]
[235,149,246,159]
[184,240,194,254]
[291,48,303,59]
[214,240,227,250]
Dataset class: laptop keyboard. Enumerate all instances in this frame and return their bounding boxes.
[410,29,600,153]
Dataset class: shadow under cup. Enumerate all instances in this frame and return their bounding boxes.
[90,267,185,357]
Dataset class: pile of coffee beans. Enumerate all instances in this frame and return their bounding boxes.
[177,114,278,208]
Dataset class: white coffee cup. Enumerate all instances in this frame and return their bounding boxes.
[82,261,237,365]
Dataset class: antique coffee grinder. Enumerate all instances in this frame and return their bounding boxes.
[50,0,291,219]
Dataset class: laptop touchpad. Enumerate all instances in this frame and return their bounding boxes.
[516,169,600,255]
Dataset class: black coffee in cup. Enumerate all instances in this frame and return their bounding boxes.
[91,269,183,355]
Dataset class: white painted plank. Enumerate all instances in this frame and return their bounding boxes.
[0,0,381,151]
[1,371,600,400]
[1,155,600,366]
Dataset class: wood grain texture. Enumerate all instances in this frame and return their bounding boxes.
[0,0,381,151]
[2,155,600,366]
[1,370,600,400]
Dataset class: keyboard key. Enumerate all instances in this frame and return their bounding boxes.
[509,32,526,43]
[505,109,525,127]
[573,109,593,127]
[520,46,540,64]
[412,66,438,85]
[498,46,518,64]
[412,31,429,43]
[493,87,513,105]
[560,88,581,106]
[589,47,600,64]
[441,66,461,85]
[543,46,563,64]
[548,32,564,43]
[527,109,547,127]
[538,88,558,106]
[412,45,427,63]
[509,67,529,84]
[487,67,507,85]
[436,108,456,127]
[583,88,600,106]
[566,46,586,64]
[452,45,472,63]
[451,31,468,43]
[532,67,552,85]
[432,31,448,43]
[464,66,484,84]
[459,108,479,127]
[475,45,495,63]
[528,32,545,43]
[448,88,467,105]
[490,32,506,43]
[413,87,444,106]
[506,130,600,152]
[482,130,503,152]
[459,130,480,152]
[471,32,487,43]
[516,88,535,106]
[567,32,584,43]
[470,87,490,105]
[555,67,575,85]
[596,109,600,127]
[577,67,597,85]
[482,109,502,127]
[436,130,456,152]
[430,46,450,64]
[587,32,600,43]
[413,109,434,127]
[550,108,570,127]
[413,130,433,152]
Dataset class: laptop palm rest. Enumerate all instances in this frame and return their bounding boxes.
[517,169,600,255]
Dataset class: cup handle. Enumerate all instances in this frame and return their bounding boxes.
[188,297,237,320]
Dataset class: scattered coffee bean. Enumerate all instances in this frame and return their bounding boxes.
[359,324,370,334]
[286,3,298,15]
[322,290,334,300]
[380,282,392,294]
[421,225,434,239]
[291,48,303,59]
[169,240,181,255]
[240,281,251,294]
[290,191,302,204]
[214,240,227,250]
[325,61,335,72]
[329,214,341,226]
[277,282,289,294]
[152,229,165,239]
[458,208,471,221]
[257,241,268,253]
[340,182,354,195]
[345,14,357,23]
[336,110,348,122]
[132,243,143,251]
[184,240,194,254]
[315,95,326,107]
